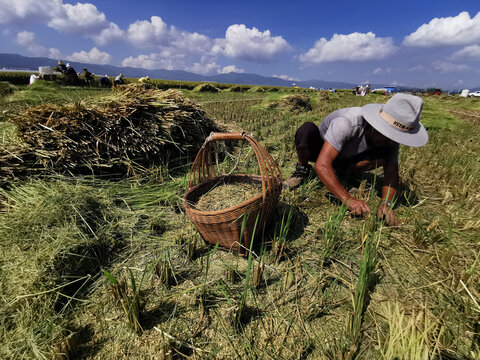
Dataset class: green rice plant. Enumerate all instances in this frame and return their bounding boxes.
[154,251,175,287]
[319,201,349,268]
[375,301,443,359]
[0,81,16,97]
[197,242,219,314]
[103,268,142,333]
[294,176,322,204]
[0,71,31,85]
[347,221,381,355]
[271,206,294,264]
[236,213,259,327]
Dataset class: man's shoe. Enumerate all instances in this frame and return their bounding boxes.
[283,164,313,190]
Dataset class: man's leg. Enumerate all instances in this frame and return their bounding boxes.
[284,122,323,189]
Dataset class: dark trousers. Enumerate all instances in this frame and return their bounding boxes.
[294,122,388,170]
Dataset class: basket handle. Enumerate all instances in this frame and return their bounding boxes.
[204,132,249,144]
[189,132,282,198]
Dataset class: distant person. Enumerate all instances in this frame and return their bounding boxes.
[99,74,111,87]
[139,76,150,83]
[284,93,429,226]
[65,63,79,85]
[114,73,125,86]
[29,74,40,85]
[57,60,67,74]
[81,68,94,86]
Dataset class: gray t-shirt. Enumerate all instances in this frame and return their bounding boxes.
[318,107,399,163]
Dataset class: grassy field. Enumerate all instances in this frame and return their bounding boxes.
[0,82,479,359]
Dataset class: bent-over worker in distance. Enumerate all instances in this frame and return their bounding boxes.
[114,73,125,86]
[139,76,150,83]
[284,93,428,226]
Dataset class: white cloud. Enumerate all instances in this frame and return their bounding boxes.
[0,0,122,45]
[16,30,62,58]
[213,24,290,61]
[218,65,245,74]
[122,52,222,75]
[48,48,63,59]
[92,23,124,46]
[122,51,188,70]
[16,30,35,47]
[404,11,480,47]
[126,16,170,48]
[300,32,396,63]
[409,65,426,72]
[373,67,391,75]
[0,0,63,24]
[432,61,469,73]
[48,2,108,34]
[186,61,219,75]
[67,47,112,64]
[126,16,213,54]
[273,74,299,81]
[450,44,480,59]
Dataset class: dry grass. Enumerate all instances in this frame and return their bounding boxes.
[195,182,262,211]
[0,87,479,359]
[2,84,221,179]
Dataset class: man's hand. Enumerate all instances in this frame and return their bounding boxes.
[377,201,399,226]
[346,198,371,216]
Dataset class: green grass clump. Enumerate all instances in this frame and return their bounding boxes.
[0,180,124,358]
[0,82,16,97]
[4,80,109,108]
[0,71,31,85]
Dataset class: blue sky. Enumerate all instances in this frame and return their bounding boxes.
[1,0,480,88]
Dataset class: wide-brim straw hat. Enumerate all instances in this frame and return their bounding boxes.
[361,93,428,147]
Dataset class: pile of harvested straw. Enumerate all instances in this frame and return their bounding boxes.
[193,83,219,93]
[268,94,312,113]
[195,182,262,211]
[318,90,329,101]
[4,84,221,175]
[227,86,248,92]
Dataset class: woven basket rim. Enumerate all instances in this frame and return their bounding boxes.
[183,174,281,216]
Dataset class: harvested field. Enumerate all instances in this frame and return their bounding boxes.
[0,85,479,359]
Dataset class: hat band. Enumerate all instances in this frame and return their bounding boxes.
[380,110,414,132]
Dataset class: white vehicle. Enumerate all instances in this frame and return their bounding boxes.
[468,91,480,97]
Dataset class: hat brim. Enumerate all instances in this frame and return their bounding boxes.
[361,103,428,147]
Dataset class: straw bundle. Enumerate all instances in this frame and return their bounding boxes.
[268,94,312,113]
[4,84,222,175]
[227,86,249,92]
[193,83,219,93]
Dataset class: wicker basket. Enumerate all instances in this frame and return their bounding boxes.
[183,132,282,255]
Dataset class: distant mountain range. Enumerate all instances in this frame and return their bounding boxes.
[2,53,459,91]
[0,53,366,89]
